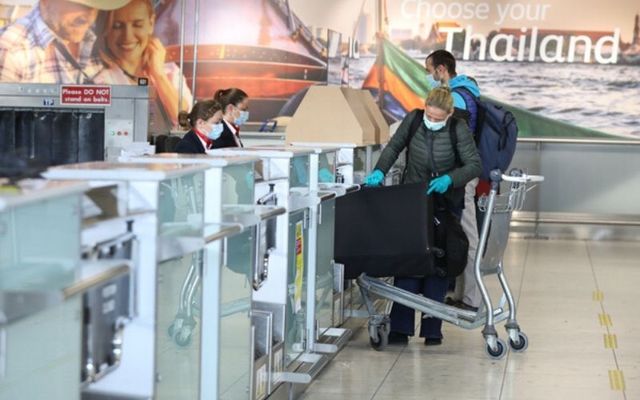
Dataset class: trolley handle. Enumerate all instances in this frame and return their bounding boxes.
[489,169,544,184]
[501,174,544,183]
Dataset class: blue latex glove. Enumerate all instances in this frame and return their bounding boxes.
[319,168,335,183]
[364,169,384,186]
[427,175,452,194]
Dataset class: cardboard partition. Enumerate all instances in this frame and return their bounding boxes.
[285,86,389,145]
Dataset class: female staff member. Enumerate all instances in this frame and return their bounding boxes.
[364,87,481,345]
[212,88,250,149]
[95,0,192,126]
[175,100,224,154]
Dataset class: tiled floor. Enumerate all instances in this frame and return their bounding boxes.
[301,239,640,400]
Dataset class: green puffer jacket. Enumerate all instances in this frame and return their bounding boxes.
[375,109,482,206]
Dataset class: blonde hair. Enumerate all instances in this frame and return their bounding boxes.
[425,87,454,113]
[98,0,155,70]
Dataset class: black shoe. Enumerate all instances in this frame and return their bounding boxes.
[455,301,479,312]
[444,296,458,306]
[424,338,443,346]
[388,331,409,344]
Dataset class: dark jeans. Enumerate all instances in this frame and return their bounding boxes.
[389,275,449,339]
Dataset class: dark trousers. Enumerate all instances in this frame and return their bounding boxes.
[476,201,486,235]
[389,275,449,339]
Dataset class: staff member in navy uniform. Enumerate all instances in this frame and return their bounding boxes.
[175,100,224,154]
[212,88,250,149]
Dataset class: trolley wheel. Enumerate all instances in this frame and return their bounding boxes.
[168,318,185,338]
[485,338,507,360]
[369,325,389,351]
[167,322,176,338]
[369,322,390,351]
[509,332,529,352]
[173,326,193,347]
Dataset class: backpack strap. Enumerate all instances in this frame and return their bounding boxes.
[452,86,479,134]
[402,109,424,179]
[448,118,461,167]
[406,109,424,150]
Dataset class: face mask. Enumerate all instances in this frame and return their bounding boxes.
[426,74,440,89]
[235,110,250,126]
[423,116,447,131]
[207,122,224,140]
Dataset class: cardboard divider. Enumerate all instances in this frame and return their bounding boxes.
[285,86,389,145]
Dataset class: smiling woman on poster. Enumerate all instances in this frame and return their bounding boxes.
[94,0,192,126]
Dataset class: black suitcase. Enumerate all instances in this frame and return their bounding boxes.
[334,183,438,279]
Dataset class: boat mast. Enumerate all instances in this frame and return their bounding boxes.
[285,0,297,33]
[376,0,385,109]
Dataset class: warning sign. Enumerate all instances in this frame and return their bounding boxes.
[60,85,111,106]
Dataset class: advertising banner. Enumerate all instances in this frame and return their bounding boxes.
[0,0,638,138]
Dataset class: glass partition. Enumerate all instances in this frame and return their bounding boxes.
[0,194,80,291]
[289,155,311,188]
[155,251,203,400]
[219,229,253,400]
[285,209,308,365]
[353,147,367,184]
[0,296,82,400]
[158,172,205,239]
[222,164,255,206]
[316,199,336,333]
[317,152,337,183]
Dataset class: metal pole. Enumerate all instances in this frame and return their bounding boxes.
[533,141,542,238]
[376,0,383,32]
[177,0,187,117]
[375,0,385,110]
[190,0,201,102]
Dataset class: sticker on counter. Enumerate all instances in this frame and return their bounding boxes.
[294,221,304,313]
[273,348,284,378]
[256,364,268,399]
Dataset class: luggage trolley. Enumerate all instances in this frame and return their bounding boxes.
[355,169,544,359]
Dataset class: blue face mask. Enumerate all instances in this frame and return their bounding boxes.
[423,116,448,131]
[235,110,250,126]
[427,74,440,89]
[207,122,224,140]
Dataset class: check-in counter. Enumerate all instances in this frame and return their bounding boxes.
[0,180,131,400]
[43,162,209,399]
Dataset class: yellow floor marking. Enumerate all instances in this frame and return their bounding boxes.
[609,370,625,391]
[604,334,618,349]
[599,313,613,327]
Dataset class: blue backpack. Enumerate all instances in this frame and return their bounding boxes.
[452,87,518,181]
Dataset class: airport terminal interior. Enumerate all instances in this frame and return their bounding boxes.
[302,239,640,400]
[0,1,639,400]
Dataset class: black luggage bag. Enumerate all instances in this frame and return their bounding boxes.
[334,183,438,279]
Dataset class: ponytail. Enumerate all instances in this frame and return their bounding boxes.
[214,88,249,110]
[181,100,222,128]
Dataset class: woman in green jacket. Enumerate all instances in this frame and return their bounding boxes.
[364,87,481,345]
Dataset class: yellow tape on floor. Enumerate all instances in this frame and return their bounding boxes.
[599,313,613,327]
[593,290,604,302]
[609,370,625,391]
[604,334,618,349]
